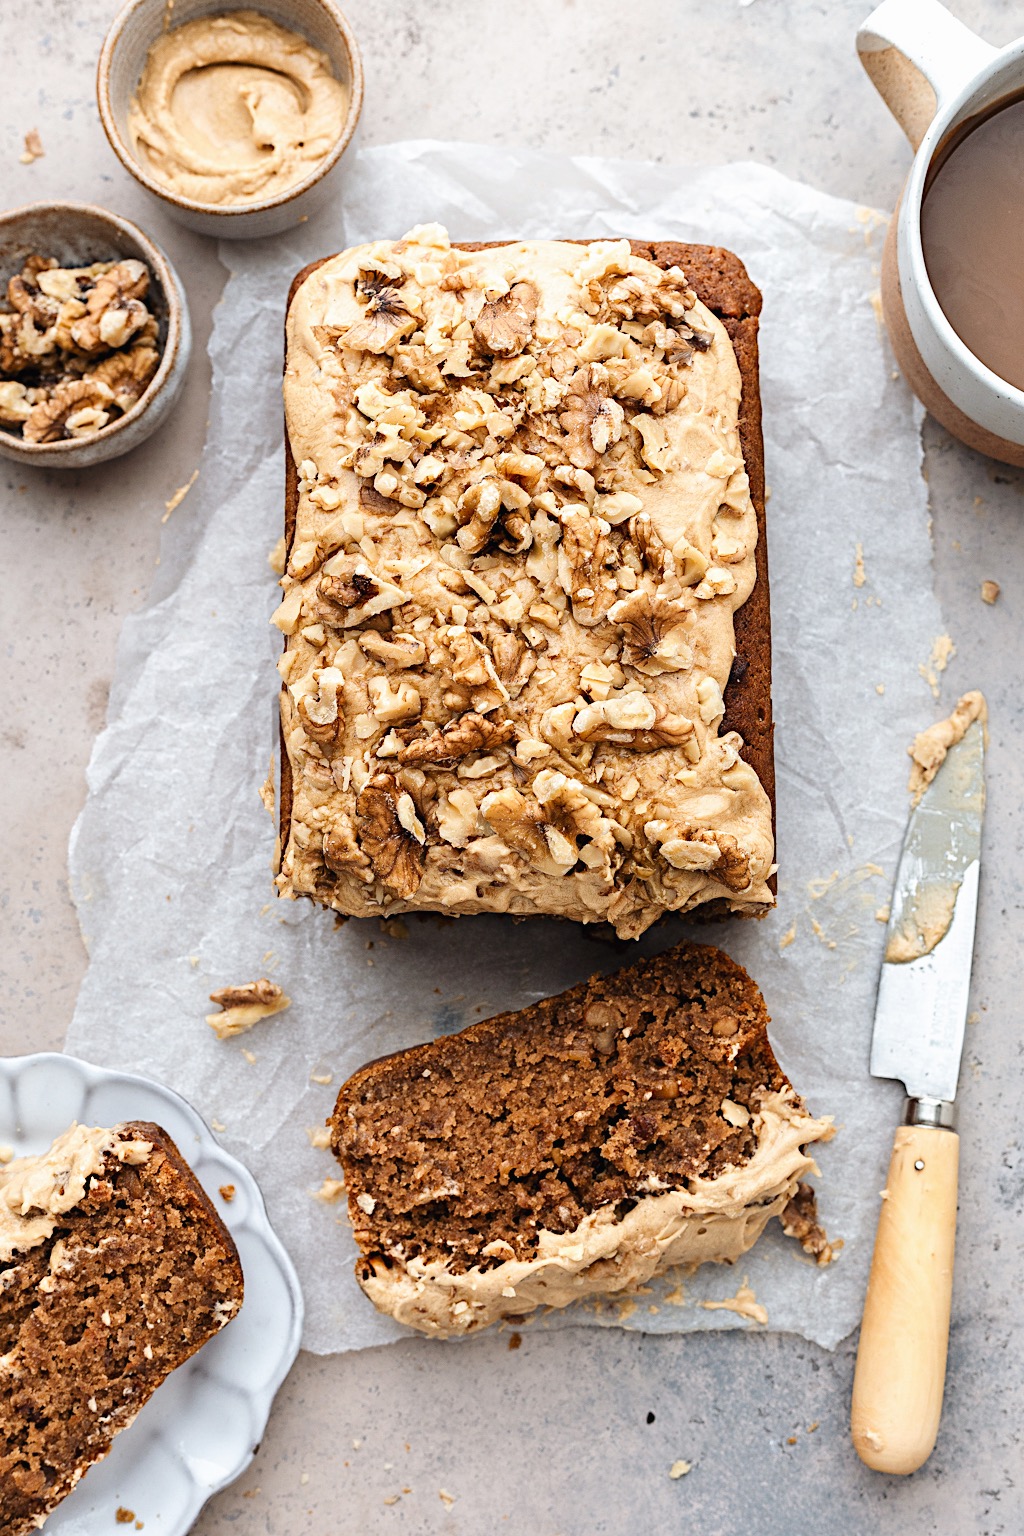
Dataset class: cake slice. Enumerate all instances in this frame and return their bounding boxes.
[0,1121,243,1535]
[330,943,831,1336]
[277,228,774,938]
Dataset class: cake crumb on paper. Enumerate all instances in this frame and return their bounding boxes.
[779,922,795,953]
[311,1071,333,1086]
[0,1144,13,1164]
[700,1278,768,1325]
[668,1460,692,1479]
[981,580,1000,605]
[211,1118,227,1133]
[240,1047,257,1064]
[19,128,44,163]
[306,1124,332,1149]
[259,756,276,817]
[162,469,199,522]
[439,1489,456,1508]
[314,1177,346,1203]
[919,633,956,698]
[206,978,290,1038]
[853,542,866,588]
[875,904,890,924]
[876,683,885,695]
[268,535,288,575]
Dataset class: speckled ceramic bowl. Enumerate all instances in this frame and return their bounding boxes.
[0,201,191,469]
[97,0,364,240]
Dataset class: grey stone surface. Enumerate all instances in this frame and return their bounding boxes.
[1,1,1022,1531]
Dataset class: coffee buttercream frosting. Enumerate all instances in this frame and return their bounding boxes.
[279,226,774,937]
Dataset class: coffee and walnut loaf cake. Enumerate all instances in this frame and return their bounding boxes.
[277,227,774,938]
[0,1121,243,1535]
[331,943,831,1337]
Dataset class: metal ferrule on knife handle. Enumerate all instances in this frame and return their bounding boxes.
[904,1097,957,1130]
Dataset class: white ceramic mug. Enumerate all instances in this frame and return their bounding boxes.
[858,0,1024,465]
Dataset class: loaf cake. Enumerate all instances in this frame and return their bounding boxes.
[0,1122,243,1534]
[277,227,774,938]
[330,943,831,1336]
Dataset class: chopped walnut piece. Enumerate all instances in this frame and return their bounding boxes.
[608,591,694,676]
[368,676,422,724]
[483,769,616,877]
[558,364,625,468]
[558,507,617,626]
[472,281,538,356]
[89,342,159,411]
[316,557,407,626]
[297,667,345,744]
[356,776,427,896]
[0,380,32,424]
[69,259,150,353]
[340,285,417,354]
[646,821,751,890]
[398,712,515,767]
[22,378,115,443]
[323,812,372,878]
[357,631,427,669]
[489,631,537,698]
[206,978,291,1039]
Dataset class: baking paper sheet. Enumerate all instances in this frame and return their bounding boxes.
[67,143,945,1354]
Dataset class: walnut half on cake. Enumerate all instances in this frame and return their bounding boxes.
[330,943,832,1337]
[278,227,774,938]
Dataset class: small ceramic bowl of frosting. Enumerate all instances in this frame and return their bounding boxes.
[97,0,364,239]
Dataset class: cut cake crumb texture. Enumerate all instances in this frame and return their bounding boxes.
[331,942,831,1336]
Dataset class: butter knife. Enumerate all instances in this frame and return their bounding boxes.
[851,716,985,1475]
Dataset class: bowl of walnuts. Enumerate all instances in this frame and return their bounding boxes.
[0,201,191,468]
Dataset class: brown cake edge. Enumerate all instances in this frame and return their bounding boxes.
[279,240,774,898]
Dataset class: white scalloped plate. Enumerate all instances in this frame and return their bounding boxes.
[0,1053,303,1534]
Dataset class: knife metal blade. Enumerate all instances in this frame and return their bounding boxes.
[870,718,985,1104]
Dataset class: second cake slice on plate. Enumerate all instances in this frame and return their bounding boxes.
[330,943,832,1336]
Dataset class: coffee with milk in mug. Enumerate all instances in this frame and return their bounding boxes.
[920,91,1024,392]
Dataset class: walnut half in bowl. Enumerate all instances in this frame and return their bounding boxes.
[0,201,191,468]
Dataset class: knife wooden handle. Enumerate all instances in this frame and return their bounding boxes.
[851,1123,959,1474]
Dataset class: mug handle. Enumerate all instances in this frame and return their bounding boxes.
[857,0,997,149]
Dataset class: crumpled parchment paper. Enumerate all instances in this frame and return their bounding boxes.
[67,143,945,1354]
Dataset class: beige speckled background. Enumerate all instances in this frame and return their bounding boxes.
[2,2,1023,1530]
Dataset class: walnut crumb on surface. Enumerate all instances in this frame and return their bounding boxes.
[218,1184,236,1203]
[314,1177,346,1202]
[439,1489,456,1507]
[115,1510,135,1525]
[206,978,291,1038]
[669,1460,692,1479]
[19,128,44,163]
[162,469,199,522]
[981,580,1000,605]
